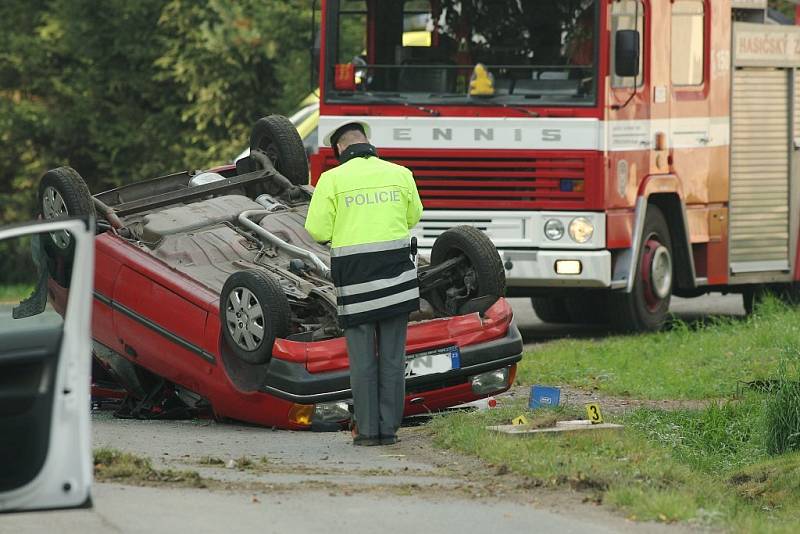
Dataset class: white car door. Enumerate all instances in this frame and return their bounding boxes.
[0,217,94,512]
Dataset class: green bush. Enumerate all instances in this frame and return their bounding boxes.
[765,356,800,455]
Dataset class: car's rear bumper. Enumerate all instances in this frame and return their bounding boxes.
[262,322,523,404]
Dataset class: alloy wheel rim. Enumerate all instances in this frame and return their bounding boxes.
[42,186,71,249]
[225,287,265,351]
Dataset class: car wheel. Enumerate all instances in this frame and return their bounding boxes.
[249,115,309,185]
[429,226,505,316]
[531,297,571,323]
[609,205,672,332]
[38,166,95,257]
[220,269,290,365]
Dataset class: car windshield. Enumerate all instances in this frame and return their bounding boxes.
[325,0,598,107]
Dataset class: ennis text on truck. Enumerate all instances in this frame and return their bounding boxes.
[313,0,800,330]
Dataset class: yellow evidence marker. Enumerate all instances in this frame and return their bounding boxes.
[512,415,530,426]
[585,403,603,424]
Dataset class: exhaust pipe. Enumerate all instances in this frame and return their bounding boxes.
[238,209,331,279]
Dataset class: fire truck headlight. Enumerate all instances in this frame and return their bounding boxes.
[568,217,594,244]
[544,219,565,241]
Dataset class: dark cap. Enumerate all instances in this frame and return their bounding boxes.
[322,121,371,148]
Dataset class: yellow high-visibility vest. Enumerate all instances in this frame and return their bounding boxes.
[305,156,422,249]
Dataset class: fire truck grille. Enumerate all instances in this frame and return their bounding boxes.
[382,151,590,210]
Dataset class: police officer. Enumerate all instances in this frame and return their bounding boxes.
[305,122,423,446]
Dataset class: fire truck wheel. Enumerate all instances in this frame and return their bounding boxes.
[220,269,291,365]
[249,115,309,185]
[742,287,759,315]
[531,297,571,323]
[610,205,673,332]
[565,294,609,325]
[430,226,506,316]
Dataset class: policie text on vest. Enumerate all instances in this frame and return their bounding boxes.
[343,190,401,208]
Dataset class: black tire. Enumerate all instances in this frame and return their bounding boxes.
[249,115,309,185]
[531,297,571,323]
[609,205,673,332]
[37,166,95,258]
[564,293,610,325]
[220,269,290,365]
[429,226,505,316]
[743,286,764,315]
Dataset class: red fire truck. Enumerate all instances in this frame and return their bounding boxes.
[311,0,800,331]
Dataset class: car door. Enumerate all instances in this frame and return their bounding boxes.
[0,217,94,512]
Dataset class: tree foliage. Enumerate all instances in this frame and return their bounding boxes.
[0,0,315,225]
[770,0,796,18]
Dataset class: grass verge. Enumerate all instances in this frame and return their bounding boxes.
[94,448,206,488]
[429,400,800,532]
[430,299,800,531]
[518,298,800,400]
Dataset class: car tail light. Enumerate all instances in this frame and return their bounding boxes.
[288,404,314,426]
[470,367,511,395]
[508,364,517,386]
[313,401,351,423]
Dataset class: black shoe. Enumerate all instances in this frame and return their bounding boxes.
[353,435,381,446]
[380,435,399,445]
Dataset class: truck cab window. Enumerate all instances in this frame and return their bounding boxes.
[336,0,367,64]
[671,0,705,86]
[326,0,598,107]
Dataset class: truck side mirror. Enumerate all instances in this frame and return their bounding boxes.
[615,30,640,78]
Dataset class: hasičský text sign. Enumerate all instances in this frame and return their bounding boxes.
[734,23,800,68]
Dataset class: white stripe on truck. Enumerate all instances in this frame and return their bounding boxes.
[319,115,731,152]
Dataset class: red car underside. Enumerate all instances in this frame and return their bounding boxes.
[84,233,519,430]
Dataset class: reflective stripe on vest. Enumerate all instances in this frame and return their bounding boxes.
[336,268,418,297]
[337,287,420,316]
[330,237,419,327]
[330,237,410,258]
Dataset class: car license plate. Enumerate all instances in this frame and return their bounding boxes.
[405,346,461,378]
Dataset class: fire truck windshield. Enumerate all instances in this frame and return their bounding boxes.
[324,0,598,107]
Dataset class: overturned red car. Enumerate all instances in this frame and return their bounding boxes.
[38,115,522,430]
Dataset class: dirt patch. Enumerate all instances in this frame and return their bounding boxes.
[500,385,713,414]
[94,448,207,488]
